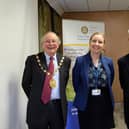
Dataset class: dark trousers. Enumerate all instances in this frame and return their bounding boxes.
[124,93,129,129]
[28,100,64,129]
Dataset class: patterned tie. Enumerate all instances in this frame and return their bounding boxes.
[41,56,54,104]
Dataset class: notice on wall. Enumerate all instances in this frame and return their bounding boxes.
[62,19,105,69]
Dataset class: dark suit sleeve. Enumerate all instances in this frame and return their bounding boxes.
[22,56,32,98]
[118,59,129,90]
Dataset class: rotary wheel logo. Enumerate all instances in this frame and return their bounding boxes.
[81,26,88,34]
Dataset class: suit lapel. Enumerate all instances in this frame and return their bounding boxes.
[38,52,48,70]
[84,53,91,79]
[56,53,62,80]
[101,57,108,74]
[56,53,62,67]
[101,56,111,86]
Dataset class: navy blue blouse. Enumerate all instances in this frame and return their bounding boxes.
[88,61,108,88]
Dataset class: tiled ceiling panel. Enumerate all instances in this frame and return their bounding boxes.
[47,0,129,15]
[110,0,129,10]
[88,0,110,11]
[64,0,89,12]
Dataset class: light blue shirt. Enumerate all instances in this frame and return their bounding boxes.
[44,53,60,100]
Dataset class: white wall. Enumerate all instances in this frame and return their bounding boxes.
[0,0,38,129]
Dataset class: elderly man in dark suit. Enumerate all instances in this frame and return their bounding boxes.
[118,53,129,129]
[22,31,71,129]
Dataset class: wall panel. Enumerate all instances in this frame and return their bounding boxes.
[63,11,129,102]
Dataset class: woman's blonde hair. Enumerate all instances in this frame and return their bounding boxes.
[89,32,105,44]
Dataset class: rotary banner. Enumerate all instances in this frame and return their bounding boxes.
[62,19,105,71]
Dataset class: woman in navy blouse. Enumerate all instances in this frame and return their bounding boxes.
[72,32,115,129]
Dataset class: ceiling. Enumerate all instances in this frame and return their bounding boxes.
[46,0,129,15]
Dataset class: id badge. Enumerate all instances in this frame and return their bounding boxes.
[91,89,101,96]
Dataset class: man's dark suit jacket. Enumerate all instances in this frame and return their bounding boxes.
[118,53,129,125]
[22,52,71,126]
